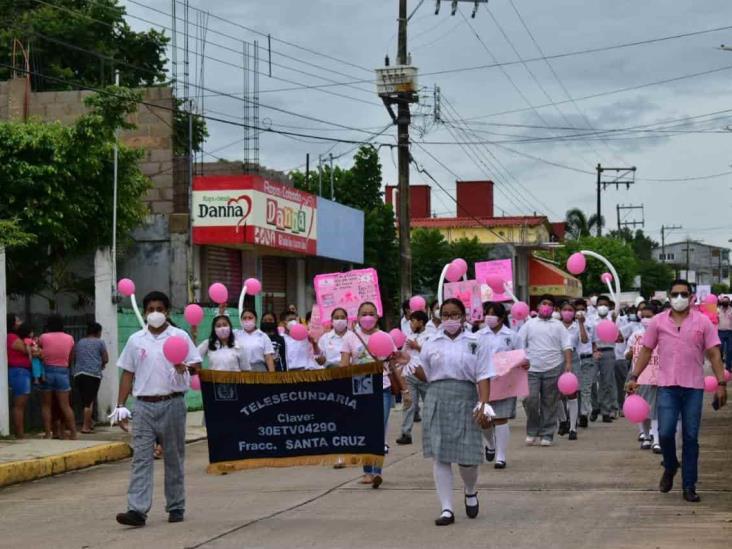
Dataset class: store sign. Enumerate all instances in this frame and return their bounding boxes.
[193,176,317,254]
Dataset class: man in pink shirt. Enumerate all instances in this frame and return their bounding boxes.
[628,280,727,503]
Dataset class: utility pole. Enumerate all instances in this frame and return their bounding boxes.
[329,153,335,200]
[596,164,637,236]
[318,154,323,196]
[616,204,644,231]
[661,224,682,260]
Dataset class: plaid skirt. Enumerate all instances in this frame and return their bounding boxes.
[423,379,482,465]
[489,396,517,419]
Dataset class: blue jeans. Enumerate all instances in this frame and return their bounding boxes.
[657,386,704,489]
[40,366,71,392]
[364,391,393,476]
[718,330,732,371]
[8,367,31,396]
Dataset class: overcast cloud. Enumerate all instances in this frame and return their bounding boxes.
[124,0,732,249]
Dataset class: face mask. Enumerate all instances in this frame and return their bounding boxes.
[640,318,652,328]
[146,311,166,329]
[485,315,499,329]
[242,320,257,332]
[561,310,575,322]
[538,305,553,319]
[277,326,286,336]
[671,296,689,312]
[287,320,298,329]
[433,309,440,319]
[260,321,277,333]
[551,311,561,320]
[215,326,231,340]
[332,319,348,332]
[359,315,377,331]
[628,314,639,322]
[590,296,598,306]
[597,305,609,317]
[443,319,462,335]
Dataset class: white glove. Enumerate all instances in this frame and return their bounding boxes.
[108,406,132,426]
[473,402,496,419]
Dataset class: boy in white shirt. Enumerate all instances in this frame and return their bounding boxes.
[282,311,319,370]
[396,311,430,445]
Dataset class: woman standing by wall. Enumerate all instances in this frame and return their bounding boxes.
[234,308,276,372]
[6,314,32,438]
[73,322,109,433]
[39,314,77,439]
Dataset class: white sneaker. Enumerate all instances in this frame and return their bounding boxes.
[540,437,553,447]
[525,436,538,446]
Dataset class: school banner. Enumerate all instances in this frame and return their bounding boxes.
[200,363,385,474]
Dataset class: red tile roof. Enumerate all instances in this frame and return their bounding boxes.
[411,216,549,229]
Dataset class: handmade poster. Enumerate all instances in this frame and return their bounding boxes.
[475,259,513,302]
[633,340,660,386]
[308,304,324,341]
[444,279,484,322]
[314,268,382,321]
[489,349,529,401]
[696,284,711,304]
[201,364,385,473]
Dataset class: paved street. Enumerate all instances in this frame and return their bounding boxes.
[0,397,730,549]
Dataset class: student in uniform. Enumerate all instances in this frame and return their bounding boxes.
[234,308,276,372]
[260,312,287,372]
[477,302,524,468]
[113,291,202,527]
[400,300,414,338]
[574,299,596,428]
[282,310,319,370]
[557,301,586,440]
[593,295,617,423]
[408,298,494,526]
[198,315,250,372]
[396,310,430,446]
[317,308,357,368]
[426,300,441,336]
[518,295,573,446]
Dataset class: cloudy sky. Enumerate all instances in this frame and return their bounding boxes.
[123,0,732,249]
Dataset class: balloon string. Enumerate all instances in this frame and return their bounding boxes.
[238,282,247,327]
[130,294,145,329]
[502,282,519,303]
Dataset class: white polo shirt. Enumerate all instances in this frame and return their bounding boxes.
[234,329,275,366]
[118,325,202,397]
[419,330,493,383]
[576,320,595,356]
[317,330,358,366]
[283,333,318,370]
[197,340,250,372]
[517,317,572,372]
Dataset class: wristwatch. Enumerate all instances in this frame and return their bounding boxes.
[628,374,639,381]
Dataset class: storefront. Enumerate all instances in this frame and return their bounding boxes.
[192,174,363,316]
[528,257,583,306]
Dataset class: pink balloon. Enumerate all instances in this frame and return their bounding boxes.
[596,319,619,343]
[485,274,505,294]
[704,375,719,393]
[557,372,579,396]
[208,283,228,305]
[601,272,613,284]
[511,301,530,321]
[322,319,332,330]
[367,331,394,359]
[566,252,586,275]
[245,278,262,295]
[445,263,463,283]
[704,294,718,305]
[190,375,201,391]
[163,336,189,364]
[184,304,204,326]
[724,370,731,382]
[409,295,426,312]
[452,258,468,276]
[290,323,308,341]
[623,394,650,423]
[117,278,135,298]
[389,328,407,349]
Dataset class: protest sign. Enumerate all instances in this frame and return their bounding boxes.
[490,349,529,401]
[475,259,513,302]
[444,279,483,322]
[200,364,385,473]
[314,268,382,321]
[309,304,324,341]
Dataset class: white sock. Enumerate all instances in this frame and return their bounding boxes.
[557,401,567,422]
[651,419,659,442]
[459,465,479,506]
[638,423,646,435]
[495,423,510,463]
[433,460,453,513]
[483,425,495,451]
[567,399,579,431]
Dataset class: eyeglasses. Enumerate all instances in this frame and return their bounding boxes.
[440,313,464,321]
[670,291,690,298]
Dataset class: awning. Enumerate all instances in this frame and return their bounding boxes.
[529,257,583,298]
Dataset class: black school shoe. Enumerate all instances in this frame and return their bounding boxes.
[494,460,506,469]
[116,510,146,527]
[414,412,422,423]
[659,467,678,493]
[590,410,599,422]
[579,415,588,428]
[602,415,614,423]
[168,510,185,523]
[683,487,701,503]
[396,434,412,445]
[435,510,455,526]
[557,421,570,436]
[568,430,577,441]
[465,493,479,519]
[485,446,496,462]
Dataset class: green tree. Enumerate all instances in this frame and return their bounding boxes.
[712,282,730,295]
[565,208,604,240]
[411,228,450,295]
[0,87,151,308]
[0,219,35,248]
[608,228,657,261]
[637,259,674,298]
[554,236,639,295]
[448,237,487,279]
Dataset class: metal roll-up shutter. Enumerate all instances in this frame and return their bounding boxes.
[261,256,287,315]
[205,247,243,305]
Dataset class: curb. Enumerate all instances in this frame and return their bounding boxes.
[0,442,132,489]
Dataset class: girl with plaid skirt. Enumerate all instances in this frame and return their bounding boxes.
[410,298,496,526]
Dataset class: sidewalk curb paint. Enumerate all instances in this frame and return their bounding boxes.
[0,442,132,488]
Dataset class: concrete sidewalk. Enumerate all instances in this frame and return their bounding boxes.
[0,410,207,488]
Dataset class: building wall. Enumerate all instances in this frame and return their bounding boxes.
[653,242,731,285]
[430,224,551,245]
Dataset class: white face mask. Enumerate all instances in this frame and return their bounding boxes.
[671,296,690,312]
[551,311,561,320]
[146,311,167,329]
[590,296,598,306]
[597,305,609,317]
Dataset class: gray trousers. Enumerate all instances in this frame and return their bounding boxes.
[614,359,629,412]
[401,376,429,435]
[128,396,187,517]
[523,364,563,438]
[579,357,597,416]
[597,349,617,416]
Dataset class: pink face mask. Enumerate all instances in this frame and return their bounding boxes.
[332,319,348,333]
[538,305,553,318]
[484,315,499,329]
[242,320,256,332]
[561,310,575,322]
[359,315,377,331]
[443,319,463,335]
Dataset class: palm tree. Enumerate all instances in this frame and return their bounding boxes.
[565,208,604,239]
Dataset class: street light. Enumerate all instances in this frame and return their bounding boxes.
[720,44,732,51]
